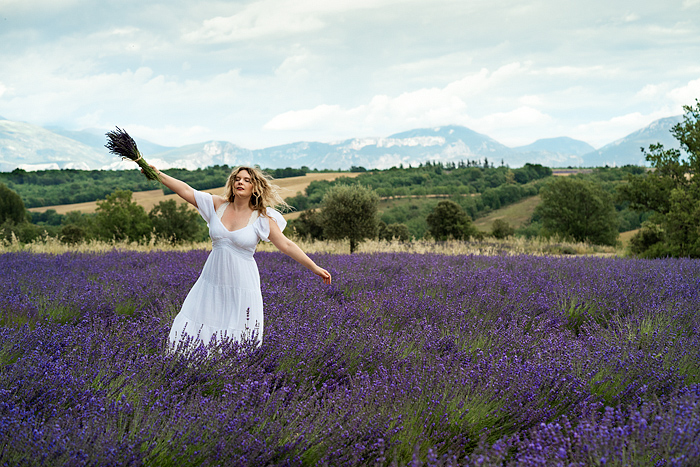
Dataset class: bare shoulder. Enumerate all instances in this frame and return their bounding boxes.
[211,195,228,210]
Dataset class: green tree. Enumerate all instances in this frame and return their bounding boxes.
[628,221,665,256]
[491,219,515,239]
[321,185,379,253]
[377,221,411,242]
[0,183,26,224]
[0,220,42,243]
[426,200,476,241]
[61,211,96,238]
[288,209,326,240]
[60,224,88,244]
[618,101,700,257]
[535,177,618,246]
[95,190,152,242]
[149,199,204,243]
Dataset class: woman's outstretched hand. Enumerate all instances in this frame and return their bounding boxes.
[141,164,161,178]
[315,267,332,285]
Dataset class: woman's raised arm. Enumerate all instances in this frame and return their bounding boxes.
[146,165,197,208]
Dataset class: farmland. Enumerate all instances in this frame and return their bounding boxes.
[1,250,699,465]
[472,195,541,232]
[27,172,360,217]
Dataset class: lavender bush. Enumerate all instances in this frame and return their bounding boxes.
[1,251,699,466]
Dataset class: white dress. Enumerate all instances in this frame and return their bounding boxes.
[168,190,287,348]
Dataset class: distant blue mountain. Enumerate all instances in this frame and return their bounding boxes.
[47,127,175,156]
[510,137,596,167]
[513,137,595,156]
[582,116,683,167]
[0,116,686,171]
[0,120,109,171]
[250,125,523,170]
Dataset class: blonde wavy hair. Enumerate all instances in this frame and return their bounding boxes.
[223,166,290,216]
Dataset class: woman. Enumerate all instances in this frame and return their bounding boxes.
[150,165,332,349]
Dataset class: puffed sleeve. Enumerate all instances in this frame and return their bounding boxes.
[253,207,287,242]
[193,190,215,224]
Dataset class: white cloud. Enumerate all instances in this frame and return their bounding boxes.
[264,104,344,131]
[0,52,259,144]
[541,65,608,77]
[274,47,315,80]
[264,65,550,144]
[0,82,6,98]
[668,78,700,108]
[0,0,84,12]
[184,3,325,43]
[124,124,216,147]
[183,0,414,43]
[469,107,552,130]
[264,85,469,133]
[572,110,676,147]
[636,84,665,100]
[518,95,542,106]
[442,63,525,99]
[461,107,554,147]
[388,52,474,76]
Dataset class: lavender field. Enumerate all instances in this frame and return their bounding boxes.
[1,251,699,466]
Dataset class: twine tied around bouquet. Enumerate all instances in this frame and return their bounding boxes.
[121,153,143,163]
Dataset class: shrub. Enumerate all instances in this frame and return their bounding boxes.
[491,219,515,239]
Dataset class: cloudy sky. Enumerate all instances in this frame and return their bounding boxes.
[1,0,699,150]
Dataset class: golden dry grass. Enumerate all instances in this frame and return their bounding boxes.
[473,196,541,232]
[0,233,212,254]
[27,172,360,217]
[1,233,622,257]
[619,228,640,246]
[551,169,593,176]
[257,237,621,256]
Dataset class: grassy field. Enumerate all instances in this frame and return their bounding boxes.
[473,195,541,232]
[27,172,359,218]
[619,228,640,246]
[473,196,640,250]
[551,168,593,176]
[1,233,622,257]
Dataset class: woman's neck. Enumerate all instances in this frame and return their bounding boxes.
[232,196,252,211]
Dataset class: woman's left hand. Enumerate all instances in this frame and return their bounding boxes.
[315,267,332,285]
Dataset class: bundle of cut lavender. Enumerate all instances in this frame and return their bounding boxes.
[105,127,161,182]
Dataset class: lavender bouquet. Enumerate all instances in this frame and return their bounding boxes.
[105,127,161,182]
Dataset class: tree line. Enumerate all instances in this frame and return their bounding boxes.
[0,189,208,245]
[0,165,316,208]
[0,164,662,251]
[285,162,552,211]
[286,164,650,241]
[287,184,482,253]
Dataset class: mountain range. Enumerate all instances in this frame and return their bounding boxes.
[0,115,684,172]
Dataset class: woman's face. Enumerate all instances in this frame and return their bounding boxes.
[234,170,254,198]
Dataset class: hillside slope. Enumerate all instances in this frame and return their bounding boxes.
[27,172,359,216]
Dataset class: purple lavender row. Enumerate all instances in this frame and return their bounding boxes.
[0,251,699,465]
